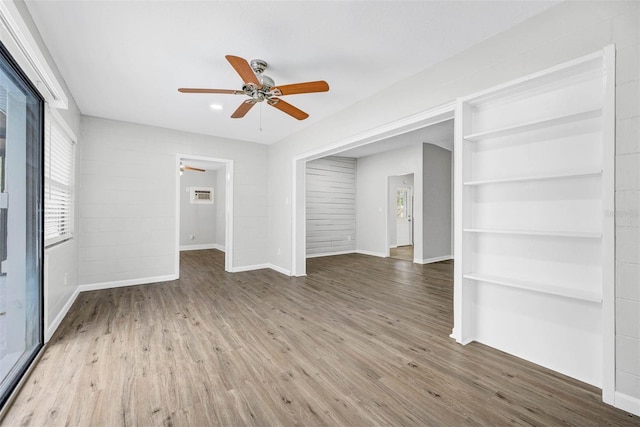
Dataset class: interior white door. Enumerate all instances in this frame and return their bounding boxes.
[395,186,413,246]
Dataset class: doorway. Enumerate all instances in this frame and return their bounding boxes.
[175,154,234,274]
[388,174,414,261]
[292,104,455,276]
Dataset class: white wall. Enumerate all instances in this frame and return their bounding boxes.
[179,170,218,249]
[306,156,356,257]
[356,144,423,258]
[78,116,268,286]
[388,173,414,248]
[268,1,640,409]
[422,143,452,261]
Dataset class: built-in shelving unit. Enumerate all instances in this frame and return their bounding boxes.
[462,273,602,303]
[463,170,602,186]
[453,47,615,390]
[463,228,602,239]
[463,108,602,142]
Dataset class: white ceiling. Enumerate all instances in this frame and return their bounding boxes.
[26,1,559,145]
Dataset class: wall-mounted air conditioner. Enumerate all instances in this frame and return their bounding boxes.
[189,187,214,204]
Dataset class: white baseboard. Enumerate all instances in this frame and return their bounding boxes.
[389,245,398,249]
[228,263,292,276]
[415,255,453,264]
[615,391,640,416]
[229,263,270,273]
[180,243,225,252]
[355,249,387,258]
[306,250,355,259]
[78,274,178,292]
[45,286,80,343]
[268,264,292,276]
[449,329,474,345]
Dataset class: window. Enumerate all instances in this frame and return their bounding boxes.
[44,112,74,246]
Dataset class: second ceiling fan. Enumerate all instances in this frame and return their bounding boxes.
[179,55,329,120]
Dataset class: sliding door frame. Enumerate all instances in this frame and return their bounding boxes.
[0,40,45,412]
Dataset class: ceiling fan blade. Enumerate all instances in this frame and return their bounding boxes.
[183,165,206,172]
[267,98,309,120]
[271,81,329,96]
[178,88,243,95]
[225,55,261,87]
[231,100,256,118]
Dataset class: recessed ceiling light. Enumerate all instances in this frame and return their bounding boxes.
[210,104,223,110]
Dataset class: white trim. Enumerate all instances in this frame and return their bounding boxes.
[225,263,293,276]
[44,286,79,342]
[0,1,68,108]
[458,49,604,103]
[179,243,225,252]
[415,255,453,264]
[291,102,455,276]
[175,154,234,275]
[293,102,456,163]
[306,250,356,258]
[268,264,291,276]
[614,391,640,416]
[354,249,386,258]
[229,263,270,273]
[452,100,466,344]
[77,274,177,292]
[601,44,616,405]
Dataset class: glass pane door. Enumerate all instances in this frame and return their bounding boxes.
[0,43,43,408]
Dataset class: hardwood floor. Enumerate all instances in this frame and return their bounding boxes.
[390,245,413,261]
[2,250,637,426]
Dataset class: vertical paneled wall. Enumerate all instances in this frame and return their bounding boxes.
[306,157,356,257]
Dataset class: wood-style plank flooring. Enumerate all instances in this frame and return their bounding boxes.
[390,245,413,261]
[2,250,637,426]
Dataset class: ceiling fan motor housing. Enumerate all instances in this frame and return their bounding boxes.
[242,59,275,101]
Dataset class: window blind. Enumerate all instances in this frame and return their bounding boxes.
[44,113,74,246]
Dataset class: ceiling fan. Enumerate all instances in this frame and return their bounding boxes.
[178,55,329,120]
[180,163,205,174]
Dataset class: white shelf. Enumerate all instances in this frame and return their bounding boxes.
[463,108,602,142]
[463,228,601,239]
[463,170,602,186]
[463,273,602,303]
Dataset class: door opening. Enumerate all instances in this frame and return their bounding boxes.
[388,174,414,262]
[175,154,234,275]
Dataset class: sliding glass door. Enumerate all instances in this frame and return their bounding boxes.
[0,43,44,408]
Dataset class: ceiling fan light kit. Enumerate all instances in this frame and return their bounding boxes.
[178,55,329,120]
